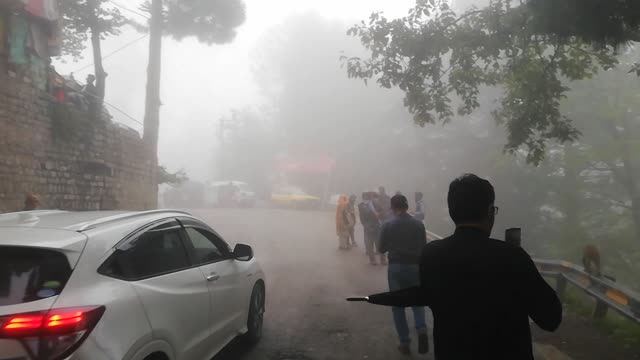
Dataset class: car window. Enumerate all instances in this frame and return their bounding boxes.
[0,247,72,306]
[101,223,190,280]
[183,228,230,265]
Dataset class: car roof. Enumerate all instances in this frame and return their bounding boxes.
[0,210,199,268]
[0,209,191,232]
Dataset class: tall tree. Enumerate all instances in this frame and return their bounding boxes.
[142,0,246,169]
[60,0,126,101]
[343,0,623,165]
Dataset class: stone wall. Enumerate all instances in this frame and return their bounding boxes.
[0,74,157,212]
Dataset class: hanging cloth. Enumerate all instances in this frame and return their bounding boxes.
[0,15,6,54]
[8,14,29,65]
[25,0,45,19]
[30,55,47,90]
[29,22,48,58]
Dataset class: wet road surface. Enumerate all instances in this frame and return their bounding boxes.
[192,208,432,360]
[186,208,638,360]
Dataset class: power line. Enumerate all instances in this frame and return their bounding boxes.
[79,90,145,128]
[72,34,149,73]
[102,99,145,128]
[109,0,150,20]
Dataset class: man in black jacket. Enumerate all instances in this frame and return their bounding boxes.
[359,174,562,360]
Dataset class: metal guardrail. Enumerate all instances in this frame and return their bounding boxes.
[425,230,640,324]
[535,259,640,323]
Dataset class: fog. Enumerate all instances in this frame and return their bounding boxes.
[53,0,640,290]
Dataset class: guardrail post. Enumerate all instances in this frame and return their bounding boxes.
[555,274,567,301]
[594,300,609,319]
[593,276,610,320]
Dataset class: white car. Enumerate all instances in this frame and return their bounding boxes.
[0,210,265,360]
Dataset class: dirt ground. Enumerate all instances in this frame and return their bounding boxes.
[187,208,637,360]
[531,311,640,360]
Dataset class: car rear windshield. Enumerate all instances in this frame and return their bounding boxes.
[0,247,72,306]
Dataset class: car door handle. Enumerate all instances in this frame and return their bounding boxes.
[206,273,220,282]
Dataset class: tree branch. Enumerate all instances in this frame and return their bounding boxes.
[451,10,485,27]
[609,199,632,209]
[586,162,615,172]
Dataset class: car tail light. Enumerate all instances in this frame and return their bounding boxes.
[0,306,105,360]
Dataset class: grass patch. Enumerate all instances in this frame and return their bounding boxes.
[562,286,640,345]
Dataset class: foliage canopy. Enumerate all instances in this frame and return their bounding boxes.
[140,0,246,44]
[60,0,127,60]
[343,0,633,164]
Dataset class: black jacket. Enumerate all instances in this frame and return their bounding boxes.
[378,213,427,264]
[368,227,562,360]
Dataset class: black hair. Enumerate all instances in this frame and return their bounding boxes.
[390,194,409,210]
[447,174,495,224]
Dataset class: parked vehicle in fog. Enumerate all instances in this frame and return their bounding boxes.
[205,181,257,208]
[0,210,265,360]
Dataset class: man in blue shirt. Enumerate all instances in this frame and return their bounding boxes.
[379,194,429,355]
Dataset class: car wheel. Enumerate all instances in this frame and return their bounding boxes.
[244,282,265,344]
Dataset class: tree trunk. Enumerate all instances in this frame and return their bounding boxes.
[144,0,163,167]
[91,31,106,101]
[143,0,163,209]
[87,0,105,119]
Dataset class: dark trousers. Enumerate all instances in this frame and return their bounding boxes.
[363,226,380,256]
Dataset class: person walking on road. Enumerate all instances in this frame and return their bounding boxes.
[359,174,562,360]
[359,192,385,264]
[378,194,429,355]
[346,195,358,247]
[335,195,350,250]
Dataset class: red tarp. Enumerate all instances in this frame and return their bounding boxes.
[24,0,59,21]
[24,0,44,18]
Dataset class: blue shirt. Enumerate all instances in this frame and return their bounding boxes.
[379,213,427,264]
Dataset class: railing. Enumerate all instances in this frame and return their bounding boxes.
[535,259,640,323]
[425,230,640,324]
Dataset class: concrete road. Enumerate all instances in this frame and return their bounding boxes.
[186,208,633,360]
[191,208,431,360]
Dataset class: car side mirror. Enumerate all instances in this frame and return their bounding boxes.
[233,243,253,261]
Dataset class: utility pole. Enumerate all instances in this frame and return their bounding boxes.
[143,0,163,168]
[219,117,225,179]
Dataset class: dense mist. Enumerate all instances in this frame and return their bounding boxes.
[52,0,640,289]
